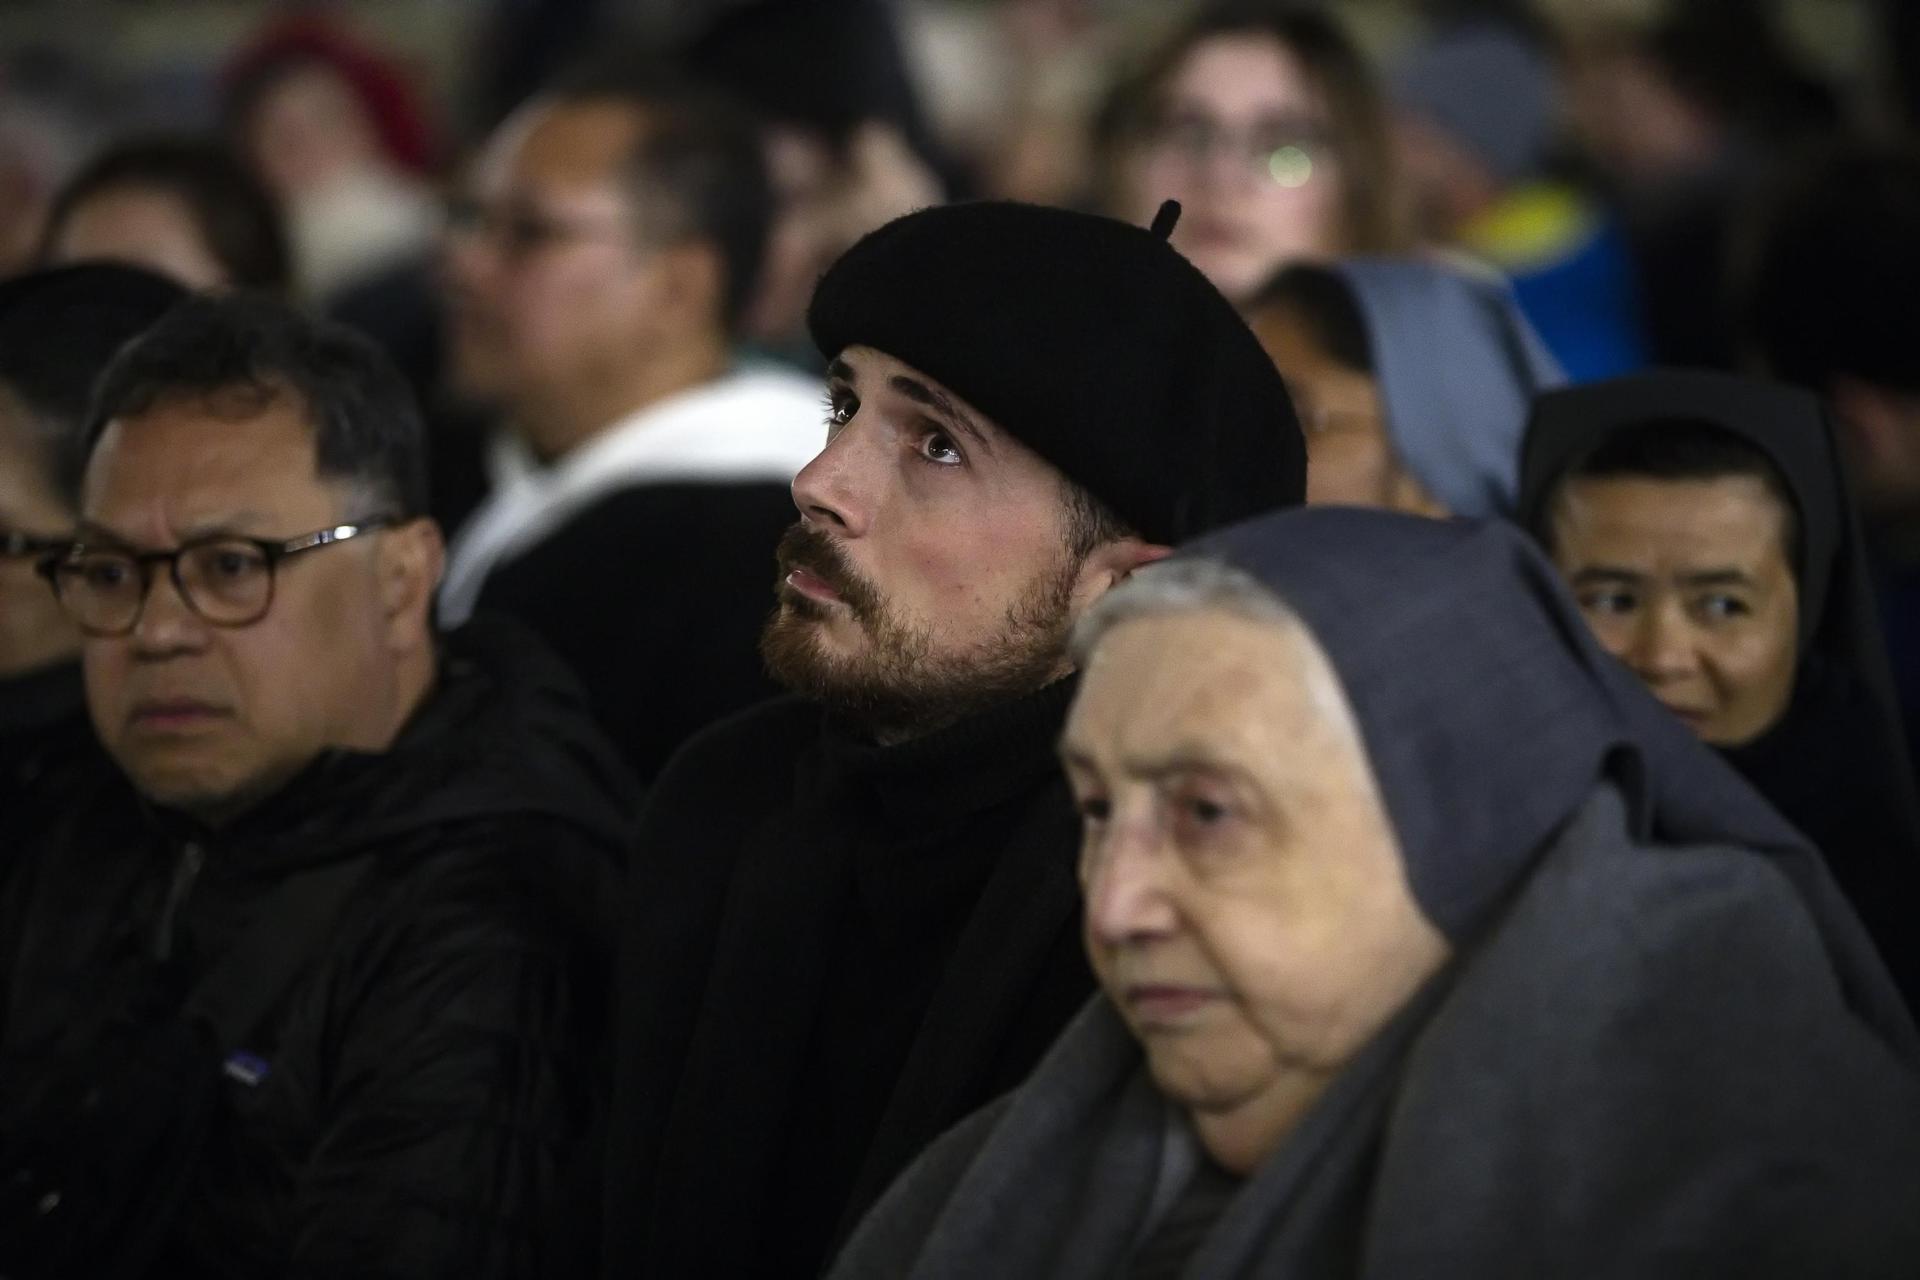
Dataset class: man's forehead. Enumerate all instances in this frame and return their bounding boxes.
[486,98,650,190]
[83,394,335,528]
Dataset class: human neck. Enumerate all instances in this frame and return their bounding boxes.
[514,332,731,463]
[1187,1067,1331,1177]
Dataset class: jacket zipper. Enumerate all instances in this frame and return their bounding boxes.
[155,839,206,960]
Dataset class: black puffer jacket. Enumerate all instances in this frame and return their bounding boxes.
[0,620,634,1277]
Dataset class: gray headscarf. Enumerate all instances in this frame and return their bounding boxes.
[1333,257,1563,519]
[831,509,1920,1280]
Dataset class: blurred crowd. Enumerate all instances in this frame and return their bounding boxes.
[4,0,1920,1275]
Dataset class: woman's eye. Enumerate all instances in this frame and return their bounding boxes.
[1076,795,1111,825]
[824,393,856,429]
[1187,797,1228,825]
[1699,594,1751,621]
[920,431,963,466]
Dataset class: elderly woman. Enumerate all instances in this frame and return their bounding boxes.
[829,509,1920,1279]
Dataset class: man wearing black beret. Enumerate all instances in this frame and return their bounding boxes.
[602,199,1307,1279]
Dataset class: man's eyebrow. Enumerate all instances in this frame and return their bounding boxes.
[888,374,994,454]
[1570,567,1647,586]
[1676,568,1756,589]
[75,513,273,548]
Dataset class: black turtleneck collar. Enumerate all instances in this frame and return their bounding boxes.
[799,677,1080,826]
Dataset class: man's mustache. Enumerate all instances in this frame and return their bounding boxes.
[774,523,884,623]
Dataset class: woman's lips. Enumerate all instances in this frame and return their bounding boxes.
[129,699,228,731]
[1125,984,1220,1023]
[785,566,843,604]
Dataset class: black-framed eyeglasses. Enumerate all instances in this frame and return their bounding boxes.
[38,519,397,637]
[3,529,72,561]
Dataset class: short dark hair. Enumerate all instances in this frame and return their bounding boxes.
[85,293,429,519]
[1550,418,1802,574]
[545,57,773,332]
[42,135,293,295]
[1247,263,1374,374]
[0,263,187,506]
[1062,477,1137,560]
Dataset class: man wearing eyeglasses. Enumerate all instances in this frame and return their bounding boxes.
[0,264,186,850]
[0,294,632,1276]
[439,56,825,788]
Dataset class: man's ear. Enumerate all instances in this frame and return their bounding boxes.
[1068,537,1173,618]
[645,238,729,336]
[377,518,446,649]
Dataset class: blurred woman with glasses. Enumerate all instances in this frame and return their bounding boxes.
[1093,1,1410,306]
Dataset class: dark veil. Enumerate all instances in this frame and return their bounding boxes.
[1514,369,1920,1007]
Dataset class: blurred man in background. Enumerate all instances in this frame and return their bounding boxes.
[0,262,184,847]
[440,58,823,787]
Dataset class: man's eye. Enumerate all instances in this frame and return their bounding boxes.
[920,431,963,466]
[79,558,132,589]
[1076,795,1111,825]
[1187,797,1228,825]
[824,394,856,430]
[1579,590,1637,616]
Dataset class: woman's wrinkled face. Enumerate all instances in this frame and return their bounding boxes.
[1550,474,1800,746]
[1122,35,1346,303]
[1061,608,1448,1159]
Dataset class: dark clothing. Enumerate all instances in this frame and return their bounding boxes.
[0,620,633,1277]
[602,681,1094,1278]
[832,509,1920,1279]
[0,661,99,866]
[835,789,1920,1280]
[1518,370,1920,1009]
[473,479,795,787]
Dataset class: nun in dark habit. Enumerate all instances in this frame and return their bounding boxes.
[1246,256,1563,518]
[1517,369,1920,1006]
[828,508,1920,1280]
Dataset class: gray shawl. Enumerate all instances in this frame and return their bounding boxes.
[831,510,1920,1279]
[831,787,1920,1280]
[1334,257,1563,519]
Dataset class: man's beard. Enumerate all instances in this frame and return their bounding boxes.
[760,522,1080,742]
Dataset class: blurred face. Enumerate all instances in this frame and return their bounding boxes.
[1064,609,1448,1170]
[0,390,77,675]
[48,186,231,291]
[244,62,385,200]
[443,99,662,413]
[77,391,437,821]
[1250,303,1441,515]
[1551,474,1800,746]
[1123,35,1345,303]
[763,345,1152,740]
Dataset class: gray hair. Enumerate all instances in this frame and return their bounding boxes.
[1069,557,1297,667]
[1070,556,1362,743]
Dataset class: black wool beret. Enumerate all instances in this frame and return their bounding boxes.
[807,200,1306,546]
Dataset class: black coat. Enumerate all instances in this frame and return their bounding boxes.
[0,621,635,1278]
[601,683,1094,1279]
[473,480,797,790]
[0,661,98,867]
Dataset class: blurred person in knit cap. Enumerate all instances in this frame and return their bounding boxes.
[0,263,184,849]
[602,197,1306,1279]
[222,12,444,306]
[1392,13,1646,380]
